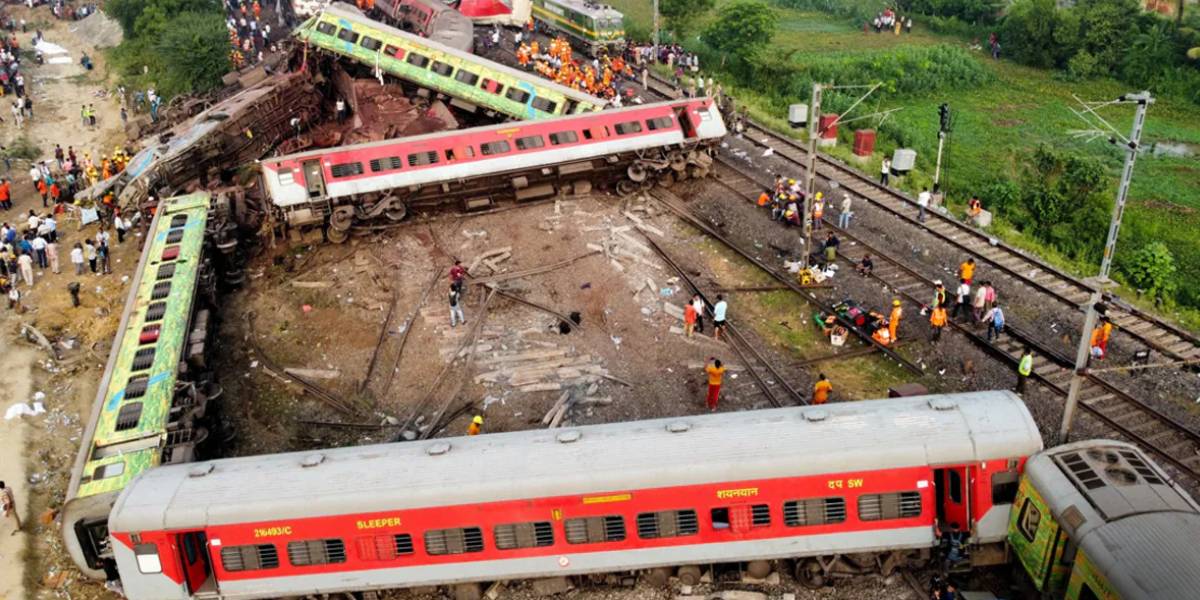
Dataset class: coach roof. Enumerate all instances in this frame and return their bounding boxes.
[111,391,1041,532]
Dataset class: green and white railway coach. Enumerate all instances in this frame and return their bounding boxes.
[296,4,606,121]
[1008,440,1200,600]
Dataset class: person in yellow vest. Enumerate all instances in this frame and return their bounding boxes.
[929,302,948,341]
[888,299,902,343]
[1017,348,1033,395]
[467,415,483,436]
[812,192,824,230]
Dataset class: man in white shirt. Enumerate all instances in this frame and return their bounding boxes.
[712,295,729,341]
[952,279,971,320]
[917,188,931,223]
[30,235,46,269]
[838,193,853,229]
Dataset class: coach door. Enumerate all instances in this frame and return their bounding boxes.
[302,160,326,199]
[177,532,213,595]
[934,466,971,532]
[673,107,697,139]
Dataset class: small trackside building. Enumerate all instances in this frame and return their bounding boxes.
[109,391,1042,599]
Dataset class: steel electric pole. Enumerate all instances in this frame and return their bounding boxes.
[1058,91,1153,444]
[802,82,823,266]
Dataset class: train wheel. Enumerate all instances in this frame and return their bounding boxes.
[627,162,648,182]
[796,559,826,589]
[326,227,349,244]
[330,206,354,232]
[645,566,672,587]
[746,560,772,579]
[657,172,676,188]
[691,165,711,179]
[669,151,687,172]
[676,565,702,587]
[384,202,408,222]
[616,179,639,196]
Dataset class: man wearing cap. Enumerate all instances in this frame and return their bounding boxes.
[467,415,483,436]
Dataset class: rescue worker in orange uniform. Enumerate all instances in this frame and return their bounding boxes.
[1099,318,1113,356]
[958,258,976,285]
[812,374,833,405]
[467,415,483,436]
[929,301,948,341]
[888,299,902,343]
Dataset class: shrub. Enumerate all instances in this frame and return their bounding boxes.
[1121,242,1178,304]
[1066,50,1101,80]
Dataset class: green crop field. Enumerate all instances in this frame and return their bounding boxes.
[608,0,1200,327]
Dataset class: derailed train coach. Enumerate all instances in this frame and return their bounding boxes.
[260,98,725,241]
[105,392,1043,599]
[61,192,241,581]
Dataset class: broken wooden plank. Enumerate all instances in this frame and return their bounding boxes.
[284,367,341,380]
[520,382,563,392]
[290,280,334,289]
[542,390,571,424]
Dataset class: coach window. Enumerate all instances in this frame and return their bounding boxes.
[336,28,359,44]
[408,151,439,167]
[134,543,162,574]
[369,157,403,173]
[614,121,643,135]
[505,88,531,104]
[858,491,922,521]
[494,521,555,550]
[454,70,480,86]
[479,78,504,95]
[784,497,847,527]
[360,36,382,51]
[646,116,674,130]
[355,534,414,561]
[991,470,1020,504]
[480,140,511,156]
[385,45,405,59]
[549,130,578,146]
[406,53,430,68]
[315,22,336,36]
[530,96,558,114]
[710,504,770,532]
[114,402,143,432]
[424,527,484,555]
[89,461,124,481]
[287,539,347,566]
[516,135,545,151]
[330,162,364,178]
[636,509,698,539]
[430,61,454,77]
[564,515,625,544]
[220,544,280,571]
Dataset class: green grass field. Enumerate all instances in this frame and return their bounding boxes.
[608,1,1200,326]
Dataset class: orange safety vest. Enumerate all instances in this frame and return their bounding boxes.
[930,307,947,327]
[757,192,770,207]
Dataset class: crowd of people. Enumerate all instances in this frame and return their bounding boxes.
[868,7,913,35]
[516,35,635,101]
[225,0,277,69]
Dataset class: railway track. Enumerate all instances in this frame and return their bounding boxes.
[710,161,1200,484]
[640,72,1200,365]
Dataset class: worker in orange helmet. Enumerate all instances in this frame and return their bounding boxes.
[467,415,483,436]
[888,299,902,343]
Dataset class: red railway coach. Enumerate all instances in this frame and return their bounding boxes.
[107,391,1041,599]
[261,98,725,241]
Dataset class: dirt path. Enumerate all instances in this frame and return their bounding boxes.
[0,9,127,600]
[0,346,36,600]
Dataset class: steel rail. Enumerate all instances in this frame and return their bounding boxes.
[641,235,807,407]
[648,186,924,375]
[711,161,1200,484]
[640,70,1200,364]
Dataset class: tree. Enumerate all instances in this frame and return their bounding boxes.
[1000,0,1065,68]
[1123,242,1177,304]
[156,12,232,97]
[660,0,716,41]
[105,0,221,38]
[1073,0,1141,77]
[703,0,777,66]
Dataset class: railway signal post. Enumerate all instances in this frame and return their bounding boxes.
[933,103,950,193]
[1059,91,1153,444]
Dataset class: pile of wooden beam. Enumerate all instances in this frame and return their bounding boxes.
[468,246,512,276]
[473,347,611,393]
[542,383,612,428]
